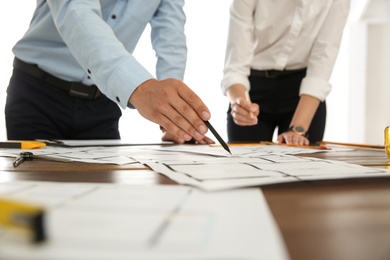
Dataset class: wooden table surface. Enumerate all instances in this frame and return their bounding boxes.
[1,147,390,260]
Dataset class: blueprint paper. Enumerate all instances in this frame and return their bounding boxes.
[0,181,289,260]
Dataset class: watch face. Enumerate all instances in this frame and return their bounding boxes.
[294,126,306,133]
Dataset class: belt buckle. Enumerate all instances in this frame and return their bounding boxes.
[264,70,278,78]
[69,82,98,99]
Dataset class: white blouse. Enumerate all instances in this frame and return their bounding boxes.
[221,0,350,101]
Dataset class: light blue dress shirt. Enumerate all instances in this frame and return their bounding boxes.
[12,0,187,109]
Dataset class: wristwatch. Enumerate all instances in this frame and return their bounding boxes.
[288,125,308,137]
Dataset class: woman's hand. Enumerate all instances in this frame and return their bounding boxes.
[227,84,259,126]
[277,131,309,146]
[230,97,259,126]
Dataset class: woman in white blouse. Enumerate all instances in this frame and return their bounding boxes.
[221,0,350,145]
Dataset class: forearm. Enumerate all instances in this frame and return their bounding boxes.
[151,0,186,80]
[277,94,320,145]
[226,84,250,104]
[290,94,320,130]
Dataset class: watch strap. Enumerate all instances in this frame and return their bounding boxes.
[288,125,308,138]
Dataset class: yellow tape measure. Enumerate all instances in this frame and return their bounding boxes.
[385,126,390,159]
[0,197,46,243]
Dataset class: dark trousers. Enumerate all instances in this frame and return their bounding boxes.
[5,68,122,140]
[227,69,326,144]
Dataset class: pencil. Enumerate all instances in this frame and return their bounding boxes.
[204,121,231,154]
[318,141,384,149]
[260,141,331,150]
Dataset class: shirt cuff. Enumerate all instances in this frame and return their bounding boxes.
[105,61,154,109]
[221,74,250,95]
[299,77,331,101]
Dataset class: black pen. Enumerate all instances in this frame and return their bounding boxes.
[204,121,231,154]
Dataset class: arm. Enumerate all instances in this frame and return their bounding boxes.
[146,0,214,144]
[278,0,350,145]
[47,0,211,143]
[150,0,187,81]
[222,0,259,126]
[277,95,320,145]
[46,0,154,109]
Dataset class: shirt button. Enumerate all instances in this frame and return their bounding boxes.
[87,69,91,74]
[116,96,120,102]
[111,14,116,19]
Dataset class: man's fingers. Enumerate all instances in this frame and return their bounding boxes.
[169,98,204,131]
[159,114,194,142]
[173,84,210,138]
[161,127,215,145]
[199,135,215,144]
[178,85,211,121]
[129,78,211,142]
[162,83,210,141]
[161,130,186,144]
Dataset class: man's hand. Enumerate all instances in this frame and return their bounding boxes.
[129,78,211,142]
[161,127,215,144]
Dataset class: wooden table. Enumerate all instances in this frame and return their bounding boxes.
[1,147,390,260]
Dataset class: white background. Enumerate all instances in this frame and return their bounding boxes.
[0,1,359,144]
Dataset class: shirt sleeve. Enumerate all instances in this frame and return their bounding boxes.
[300,0,350,101]
[150,0,187,81]
[46,0,154,109]
[221,0,257,95]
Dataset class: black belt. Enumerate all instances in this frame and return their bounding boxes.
[13,58,102,99]
[250,68,306,78]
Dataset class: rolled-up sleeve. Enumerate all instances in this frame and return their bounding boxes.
[300,0,350,101]
[221,0,257,95]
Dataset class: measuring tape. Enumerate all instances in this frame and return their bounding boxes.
[0,197,46,243]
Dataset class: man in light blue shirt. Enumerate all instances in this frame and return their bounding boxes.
[5,0,213,144]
